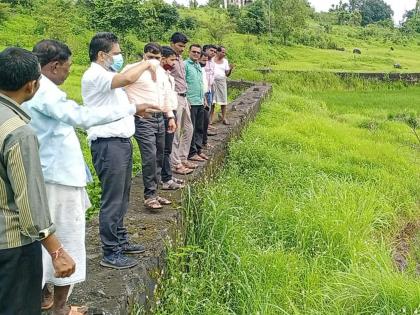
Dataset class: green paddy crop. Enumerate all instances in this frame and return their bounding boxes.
[155,74,420,314]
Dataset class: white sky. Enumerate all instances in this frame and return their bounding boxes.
[172,0,416,25]
[308,0,417,24]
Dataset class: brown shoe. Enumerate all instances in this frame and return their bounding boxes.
[182,160,198,169]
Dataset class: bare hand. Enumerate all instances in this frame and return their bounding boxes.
[52,249,76,278]
[136,103,160,116]
[167,118,176,133]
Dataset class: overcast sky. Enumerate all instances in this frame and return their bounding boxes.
[308,0,417,24]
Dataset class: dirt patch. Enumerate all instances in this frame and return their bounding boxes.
[392,219,420,275]
[55,81,272,314]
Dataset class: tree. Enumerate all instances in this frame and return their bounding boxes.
[83,0,144,38]
[359,0,393,26]
[205,11,234,44]
[237,0,267,35]
[270,0,310,44]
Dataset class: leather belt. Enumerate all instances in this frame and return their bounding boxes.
[178,92,187,97]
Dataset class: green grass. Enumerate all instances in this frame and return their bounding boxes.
[154,75,420,314]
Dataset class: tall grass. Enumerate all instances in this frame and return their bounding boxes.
[155,74,420,314]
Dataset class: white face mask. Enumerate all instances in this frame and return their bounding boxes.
[147,59,160,67]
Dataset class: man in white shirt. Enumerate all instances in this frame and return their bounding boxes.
[123,43,177,210]
[212,46,234,125]
[82,32,158,270]
[23,39,152,315]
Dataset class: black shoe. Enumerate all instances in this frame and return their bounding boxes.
[122,243,146,254]
[100,252,138,269]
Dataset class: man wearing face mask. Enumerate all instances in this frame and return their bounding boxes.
[22,39,158,314]
[81,32,158,270]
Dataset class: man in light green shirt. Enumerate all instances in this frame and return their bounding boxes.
[184,44,208,162]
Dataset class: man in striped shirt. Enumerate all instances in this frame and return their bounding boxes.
[0,47,75,315]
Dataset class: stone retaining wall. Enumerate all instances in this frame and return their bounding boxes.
[66,81,272,315]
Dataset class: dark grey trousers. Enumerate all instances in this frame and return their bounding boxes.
[189,105,205,157]
[91,137,132,256]
[134,116,165,199]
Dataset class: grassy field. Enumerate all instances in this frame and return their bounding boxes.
[154,74,420,314]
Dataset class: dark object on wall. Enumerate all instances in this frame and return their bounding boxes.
[394,63,402,69]
[353,48,362,54]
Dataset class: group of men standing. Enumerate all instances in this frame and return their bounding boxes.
[0,31,233,315]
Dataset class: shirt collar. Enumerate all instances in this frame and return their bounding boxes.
[0,92,31,123]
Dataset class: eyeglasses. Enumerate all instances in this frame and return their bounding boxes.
[191,51,201,54]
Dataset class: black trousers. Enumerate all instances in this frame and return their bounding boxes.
[189,105,205,157]
[134,116,165,199]
[91,137,132,256]
[202,106,210,146]
[161,112,176,183]
[0,242,42,315]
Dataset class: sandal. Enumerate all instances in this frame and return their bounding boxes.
[144,198,162,210]
[222,118,230,125]
[172,177,185,184]
[156,196,172,205]
[172,164,193,175]
[189,154,205,162]
[182,160,198,169]
[198,153,209,160]
[69,305,88,315]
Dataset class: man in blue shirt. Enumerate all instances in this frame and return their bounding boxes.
[23,39,157,314]
[184,44,209,162]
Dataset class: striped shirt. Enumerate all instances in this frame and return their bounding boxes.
[0,93,55,250]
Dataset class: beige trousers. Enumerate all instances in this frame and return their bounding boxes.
[171,95,193,166]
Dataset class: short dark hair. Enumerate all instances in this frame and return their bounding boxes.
[0,47,40,91]
[189,44,201,51]
[144,42,162,54]
[200,51,208,58]
[89,32,119,62]
[203,44,217,52]
[162,46,176,58]
[33,39,72,67]
[170,32,189,44]
[217,46,225,52]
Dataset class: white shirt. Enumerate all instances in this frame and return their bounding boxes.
[123,62,175,116]
[163,71,179,111]
[81,62,135,142]
[23,75,135,187]
[214,58,229,79]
